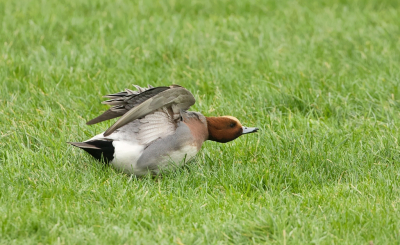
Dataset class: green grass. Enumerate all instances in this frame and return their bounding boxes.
[1,0,400,243]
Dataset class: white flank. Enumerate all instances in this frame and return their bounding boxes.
[111,141,145,175]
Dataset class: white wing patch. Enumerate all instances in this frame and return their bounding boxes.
[137,107,177,145]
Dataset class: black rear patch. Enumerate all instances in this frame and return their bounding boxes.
[68,140,115,163]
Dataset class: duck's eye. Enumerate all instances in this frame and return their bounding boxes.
[230,122,235,128]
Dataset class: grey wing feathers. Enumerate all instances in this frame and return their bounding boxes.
[103,86,195,136]
[137,108,177,145]
[86,85,170,125]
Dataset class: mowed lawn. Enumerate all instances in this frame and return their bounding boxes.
[1,0,400,244]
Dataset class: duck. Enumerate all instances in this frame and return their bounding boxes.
[69,84,258,176]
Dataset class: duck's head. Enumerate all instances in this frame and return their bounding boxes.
[206,116,258,143]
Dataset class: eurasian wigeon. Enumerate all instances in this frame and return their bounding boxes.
[69,85,258,176]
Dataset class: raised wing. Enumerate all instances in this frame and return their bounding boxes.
[103,85,195,136]
[137,107,178,145]
[86,85,171,125]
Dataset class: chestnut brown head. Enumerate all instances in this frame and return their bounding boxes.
[206,116,258,143]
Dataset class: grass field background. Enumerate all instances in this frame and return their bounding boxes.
[1,0,400,243]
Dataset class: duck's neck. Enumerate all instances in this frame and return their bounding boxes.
[206,117,219,142]
[182,112,209,149]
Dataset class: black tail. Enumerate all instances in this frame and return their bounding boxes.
[68,140,115,163]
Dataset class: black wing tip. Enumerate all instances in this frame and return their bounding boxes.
[86,118,104,125]
[86,117,103,125]
[86,110,123,125]
[86,118,102,125]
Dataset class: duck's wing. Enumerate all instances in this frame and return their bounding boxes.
[104,85,195,136]
[86,85,171,125]
[87,85,195,137]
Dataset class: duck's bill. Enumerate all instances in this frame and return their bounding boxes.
[242,127,259,134]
